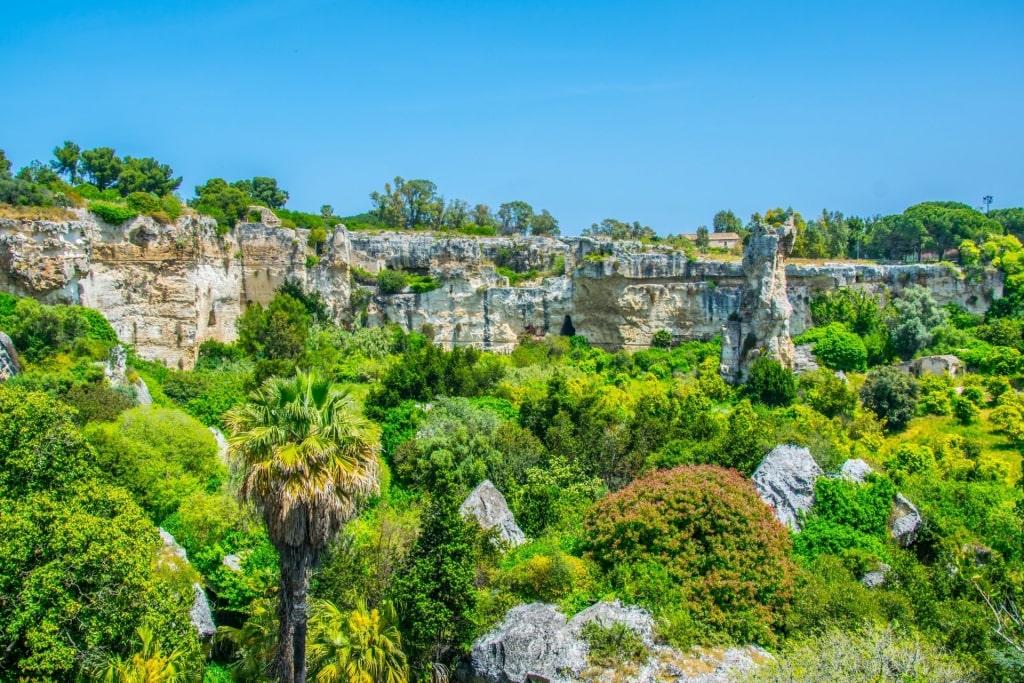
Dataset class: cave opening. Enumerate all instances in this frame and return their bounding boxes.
[560,314,575,336]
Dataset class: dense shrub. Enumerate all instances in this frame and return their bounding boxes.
[88,200,137,224]
[810,289,883,336]
[799,368,858,419]
[813,323,868,372]
[125,191,162,215]
[794,476,896,568]
[860,366,919,432]
[584,465,796,644]
[377,269,408,294]
[747,356,797,407]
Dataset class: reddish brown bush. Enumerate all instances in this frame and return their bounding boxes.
[583,465,796,644]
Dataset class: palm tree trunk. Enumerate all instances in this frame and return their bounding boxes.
[275,546,314,683]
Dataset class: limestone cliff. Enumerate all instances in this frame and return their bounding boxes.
[0,211,1002,370]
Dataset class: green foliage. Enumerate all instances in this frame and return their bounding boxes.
[860,366,919,432]
[192,178,250,232]
[747,356,797,407]
[810,289,883,336]
[126,191,162,215]
[390,475,478,671]
[117,156,182,197]
[510,455,605,537]
[85,406,223,522]
[89,199,138,224]
[813,323,868,372]
[0,176,56,206]
[584,465,796,645]
[232,176,289,209]
[377,269,409,294]
[794,476,896,566]
[651,329,673,349]
[799,368,857,419]
[581,621,648,667]
[1,296,117,362]
[81,146,122,190]
[890,285,949,359]
[744,623,976,682]
[307,599,408,683]
[237,291,311,362]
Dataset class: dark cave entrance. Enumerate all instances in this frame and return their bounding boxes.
[560,315,575,336]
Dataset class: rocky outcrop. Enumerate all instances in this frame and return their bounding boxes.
[720,219,796,383]
[157,528,216,639]
[840,458,873,483]
[0,213,1000,369]
[470,601,769,683]
[460,480,526,546]
[0,331,20,379]
[752,444,823,531]
[890,493,922,547]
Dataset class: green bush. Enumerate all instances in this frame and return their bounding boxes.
[377,269,408,294]
[584,465,796,644]
[747,356,797,407]
[813,323,868,372]
[582,621,648,667]
[126,191,162,215]
[860,366,919,432]
[88,200,137,224]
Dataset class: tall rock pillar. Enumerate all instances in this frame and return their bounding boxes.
[720,218,796,383]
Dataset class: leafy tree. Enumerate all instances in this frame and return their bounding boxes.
[234,176,290,209]
[810,289,883,336]
[0,177,55,207]
[471,203,497,229]
[224,371,380,683]
[85,406,223,522]
[695,225,710,253]
[81,147,123,190]
[990,207,1024,241]
[584,218,655,240]
[890,285,948,359]
[712,209,742,234]
[320,204,334,219]
[15,159,61,186]
[118,156,182,197]
[799,368,857,419]
[651,329,673,349]
[530,209,560,236]
[389,472,478,673]
[860,365,919,432]
[747,356,796,406]
[237,292,311,362]
[49,141,80,184]
[96,626,188,683]
[441,198,469,231]
[584,465,796,644]
[0,148,11,178]
[192,178,250,231]
[814,323,868,372]
[216,598,278,682]
[376,269,408,295]
[497,200,535,236]
[308,599,408,683]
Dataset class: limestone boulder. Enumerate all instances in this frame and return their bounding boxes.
[460,480,526,546]
[890,493,922,547]
[470,603,586,683]
[752,444,823,531]
[157,529,216,639]
[840,458,873,483]
[0,331,20,379]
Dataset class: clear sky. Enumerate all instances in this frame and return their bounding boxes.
[1,1,1022,235]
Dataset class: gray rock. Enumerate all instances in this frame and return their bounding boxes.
[0,332,20,379]
[861,563,891,589]
[208,426,230,463]
[222,554,243,572]
[470,603,586,683]
[566,600,656,646]
[792,344,820,375]
[158,528,216,639]
[840,459,873,483]
[752,444,823,531]
[461,480,527,546]
[104,344,128,385]
[134,377,153,405]
[890,493,922,547]
[470,601,770,683]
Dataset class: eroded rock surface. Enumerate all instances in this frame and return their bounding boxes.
[157,528,216,639]
[752,444,823,531]
[891,493,922,547]
[0,332,20,379]
[840,459,873,483]
[470,601,769,683]
[460,480,526,546]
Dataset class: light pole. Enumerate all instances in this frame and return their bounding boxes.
[983,195,993,214]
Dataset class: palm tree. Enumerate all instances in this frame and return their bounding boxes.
[95,626,187,683]
[308,599,408,683]
[225,371,380,683]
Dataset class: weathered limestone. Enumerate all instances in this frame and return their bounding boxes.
[460,480,527,546]
[157,528,216,639]
[890,493,922,547]
[0,213,1000,369]
[840,458,874,483]
[752,444,823,531]
[470,601,770,683]
[0,331,20,379]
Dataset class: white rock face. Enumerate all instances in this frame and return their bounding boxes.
[470,601,770,683]
[460,480,526,546]
[208,426,230,463]
[0,214,1000,369]
[0,331,20,379]
[840,459,874,483]
[752,444,824,531]
[890,493,922,547]
[157,528,216,639]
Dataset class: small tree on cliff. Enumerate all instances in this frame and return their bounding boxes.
[225,371,380,683]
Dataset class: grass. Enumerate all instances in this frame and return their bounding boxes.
[892,411,1021,485]
[0,204,77,221]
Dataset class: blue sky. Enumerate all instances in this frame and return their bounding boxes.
[1,1,1021,235]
